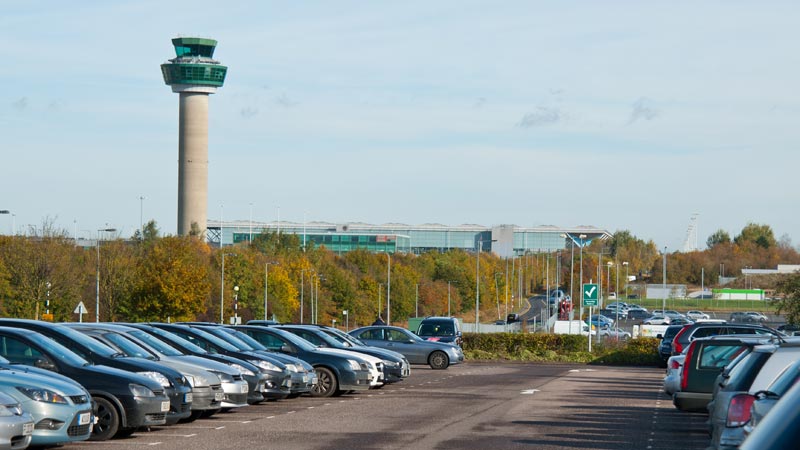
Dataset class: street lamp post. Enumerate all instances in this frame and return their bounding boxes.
[447,281,457,317]
[233,285,239,324]
[386,254,391,325]
[623,262,629,299]
[220,252,235,324]
[475,238,497,332]
[45,281,51,316]
[0,210,10,235]
[662,247,668,313]
[264,262,278,321]
[95,227,116,323]
[494,273,503,320]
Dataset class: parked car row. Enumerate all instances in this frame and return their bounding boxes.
[0,319,467,446]
[659,320,800,449]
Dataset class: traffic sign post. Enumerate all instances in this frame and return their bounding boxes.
[582,283,598,352]
[73,301,88,323]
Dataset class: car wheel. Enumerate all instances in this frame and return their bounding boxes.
[428,351,449,370]
[91,397,120,441]
[311,367,338,397]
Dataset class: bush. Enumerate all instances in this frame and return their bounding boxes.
[462,333,661,366]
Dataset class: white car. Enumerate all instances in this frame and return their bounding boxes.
[686,310,710,321]
[663,354,685,396]
[599,328,631,339]
[644,315,671,325]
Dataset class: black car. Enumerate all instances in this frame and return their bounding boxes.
[657,325,685,363]
[184,324,317,397]
[123,323,268,405]
[0,326,170,441]
[276,324,411,383]
[415,317,463,347]
[233,325,373,397]
[0,319,191,425]
[150,323,291,401]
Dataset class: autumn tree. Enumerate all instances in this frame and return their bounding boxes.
[773,273,800,325]
[125,236,211,321]
[735,223,776,249]
[706,229,731,248]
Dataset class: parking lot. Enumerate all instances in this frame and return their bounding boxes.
[71,362,709,450]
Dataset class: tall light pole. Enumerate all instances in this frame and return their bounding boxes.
[494,273,503,320]
[139,196,145,240]
[233,285,239,324]
[220,252,235,324]
[386,253,391,325]
[623,262,629,299]
[95,227,116,323]
[606,261,613,301]
[475,238,496,332]
[264,262,278,321]
[45,281,51,317]
[662,247,668,313]
[447,281,457,317]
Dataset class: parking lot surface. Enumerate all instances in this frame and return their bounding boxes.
[73,363,708,450]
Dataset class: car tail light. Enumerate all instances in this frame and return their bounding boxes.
[726,394,756,427]
[669,359,681,370]
[426,337,441,342]
[672,326,690,354]
[681,341,697,391]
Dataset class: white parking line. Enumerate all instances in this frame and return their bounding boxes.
[150,433,197,438]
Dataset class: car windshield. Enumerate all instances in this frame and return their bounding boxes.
[100,332,158,360]
[387,328,423,342]
[49,325,117,359]
[256,328,317,352]
[222,329,269,351]
[201,327,254,351]
[170,327,241,352]
[127,330,184,357]
[324,328,364,346]
[139,326,211,355]
[26,332,91,366]
[418,323,455,337]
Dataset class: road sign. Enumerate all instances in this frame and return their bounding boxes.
[73,301,88,314]
[583,283,598,307]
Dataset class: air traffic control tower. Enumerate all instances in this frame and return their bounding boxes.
[161,37,227,236]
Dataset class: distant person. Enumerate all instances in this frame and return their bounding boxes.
[372,315,386,326]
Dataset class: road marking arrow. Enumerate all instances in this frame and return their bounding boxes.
[520,389,540,395]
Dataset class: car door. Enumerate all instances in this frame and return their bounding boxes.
[383,329,427,364]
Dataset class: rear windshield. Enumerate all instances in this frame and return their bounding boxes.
[663,326,683,340]
[698,343,748,369]
[767,360,800,396]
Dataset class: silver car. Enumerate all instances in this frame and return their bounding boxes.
[349,326,464,370]
[0,366,92,446]
[0,390,33,450]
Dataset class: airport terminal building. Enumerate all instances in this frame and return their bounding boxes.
[207,221,612,257]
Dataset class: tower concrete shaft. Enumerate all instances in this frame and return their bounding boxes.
[161,37,227,237]
[178,92,209,236]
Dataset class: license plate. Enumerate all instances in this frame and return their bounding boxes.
[78,412,91,425]
[214,392,225,401]
[240,384,248,394]
[22,422,33,436]
[302,375,309,383]
[160,401,170,412]
[184,393,193,403]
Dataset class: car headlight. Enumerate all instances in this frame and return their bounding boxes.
[384,360,398,368]
[347,359,361,371]
[137,371,171,387]
[16,387,68,404]
[211,371,234,383]
[249,359,281,372]
[285,363,299,373]
[229,363,255,377]
[129,384,156,397]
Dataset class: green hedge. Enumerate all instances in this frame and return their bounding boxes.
[462,333,661,366]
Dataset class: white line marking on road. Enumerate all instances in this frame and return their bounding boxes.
[520,389,540,395]
[307,406,315,409]
[569,369,580,372]
[151,434,197,438]
[267,416,275,419]
[287,411,296,414]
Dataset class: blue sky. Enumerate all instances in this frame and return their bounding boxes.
[2,1,798,252]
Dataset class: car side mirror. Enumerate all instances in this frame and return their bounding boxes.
[656,334,663,339]
[34,358,56,371]
[280,344,292,353]
[407,340,415,344]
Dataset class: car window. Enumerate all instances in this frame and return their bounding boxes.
[128,330,184,356]
[359,329,384,341]
[728,327,767,335]
[102,332,157,359]
[292,330,324,346]
[767,360,800,396]
[699,344,746,369]
[691,327,722,339]
[386,329,409,341]
[0,333,88,367]
[244,330,286,351]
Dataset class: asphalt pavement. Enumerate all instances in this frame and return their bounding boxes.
[71,362,709,450]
